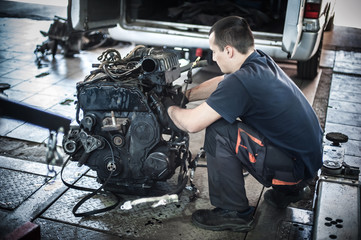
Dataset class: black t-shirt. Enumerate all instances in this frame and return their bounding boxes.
[206,50,323,179]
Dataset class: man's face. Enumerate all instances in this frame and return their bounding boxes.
[209,32,231,74]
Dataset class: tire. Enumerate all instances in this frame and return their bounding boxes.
[297,38,322,80]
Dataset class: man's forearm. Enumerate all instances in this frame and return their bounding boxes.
[167,102,222,133]
[185,75,224,101]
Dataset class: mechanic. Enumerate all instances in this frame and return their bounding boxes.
[163,16,323,232]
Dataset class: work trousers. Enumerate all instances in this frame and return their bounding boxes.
[204,119,307,211]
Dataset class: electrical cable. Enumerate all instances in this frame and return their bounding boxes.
[61,137,122,217]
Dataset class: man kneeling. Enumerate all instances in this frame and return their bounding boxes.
[163,16,323,232]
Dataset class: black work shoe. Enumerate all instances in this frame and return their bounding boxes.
[191,207,254,232]
[264,186,311,209]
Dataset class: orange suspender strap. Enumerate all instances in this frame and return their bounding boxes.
[272,179,302,186]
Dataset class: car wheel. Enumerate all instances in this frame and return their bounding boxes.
[297,38,322,80]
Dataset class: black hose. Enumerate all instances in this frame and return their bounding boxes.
[180,60,208,73]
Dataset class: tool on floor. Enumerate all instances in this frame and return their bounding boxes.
[120,194,179,210]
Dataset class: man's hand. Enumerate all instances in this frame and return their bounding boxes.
[161,97,184,134]
[162,97,176,110]
[173,92,189,108]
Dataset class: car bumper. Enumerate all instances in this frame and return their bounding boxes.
[109,25,321,62]
[291,30,323,61]
[109,25,291,59]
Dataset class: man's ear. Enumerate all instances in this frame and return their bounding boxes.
[225,46,234,58]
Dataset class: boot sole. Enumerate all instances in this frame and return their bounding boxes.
[192,218,254,232]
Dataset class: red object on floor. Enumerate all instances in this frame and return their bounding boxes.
[4,221,40,240]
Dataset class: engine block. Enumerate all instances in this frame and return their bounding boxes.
[62,47,190,193]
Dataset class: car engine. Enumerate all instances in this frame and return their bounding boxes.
[62,46,199,194]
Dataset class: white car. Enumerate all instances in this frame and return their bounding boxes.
[69,0,336,80]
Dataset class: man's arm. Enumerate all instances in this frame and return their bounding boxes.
[185,75,224,101]
[167,102,221,133]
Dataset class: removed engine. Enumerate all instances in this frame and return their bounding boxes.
[62,46,201,195]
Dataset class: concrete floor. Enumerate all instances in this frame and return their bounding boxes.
[0,2,361,239]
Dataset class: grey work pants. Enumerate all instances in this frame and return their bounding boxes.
[204,119,306,211]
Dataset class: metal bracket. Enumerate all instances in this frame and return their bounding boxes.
[79,130,103,153]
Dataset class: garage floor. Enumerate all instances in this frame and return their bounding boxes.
[0,3,360,239]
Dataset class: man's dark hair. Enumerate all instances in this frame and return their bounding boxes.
[209,16,254,54]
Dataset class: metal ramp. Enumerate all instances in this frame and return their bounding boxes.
[246,201,314,240]
[313,137,360,239]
